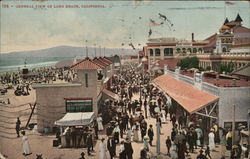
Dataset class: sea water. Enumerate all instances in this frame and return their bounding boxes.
[0,57,73,72]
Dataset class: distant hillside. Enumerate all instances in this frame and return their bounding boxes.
[1,46,139,58]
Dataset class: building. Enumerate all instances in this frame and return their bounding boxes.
[143,14,250,72]
[153,66,250,130]
[33,57,119,133]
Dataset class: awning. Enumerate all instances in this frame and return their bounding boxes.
[54,112,95,126]
[102,88,119,101]
[153,74,219,114]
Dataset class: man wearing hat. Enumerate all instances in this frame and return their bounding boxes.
[124,137,133,159]
[147,124,154,146]
[196,149,207,159]
[107,136,116,159]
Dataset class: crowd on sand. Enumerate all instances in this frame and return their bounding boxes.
[0,67,75,103]
[12,65,249,159]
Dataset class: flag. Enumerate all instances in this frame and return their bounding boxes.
[225,2,236,5]
[150,19,161,26]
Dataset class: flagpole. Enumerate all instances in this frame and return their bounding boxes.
[224,2,226,20]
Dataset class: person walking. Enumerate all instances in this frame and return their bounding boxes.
[205,144,212,159]
[165,136,172,156]
[99,138,108,159]
[220,135,227,158]
[147,124,154,146]
[107,136,116,159]
[97,115,104,131]
[170,142,178,159]
[16,117,21,138]
[21,131,32,156]
[119,140,126,159]
[86,133,92,156]
[196,149,207,159]
[133,125,139,142]
[208,129,215,151]
[124,137,133,159]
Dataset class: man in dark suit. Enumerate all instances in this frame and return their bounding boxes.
[147,124,154,146]
[86,132,92,155]
[124,137,133,159]
[107,136,116,159]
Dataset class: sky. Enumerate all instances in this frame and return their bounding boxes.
[0,1,249,53]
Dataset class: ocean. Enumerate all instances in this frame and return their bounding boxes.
[0,57,73,72]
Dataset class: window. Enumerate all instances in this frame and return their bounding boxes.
[193,48,197,53]
[187,48,192,53]
[164,48,173,56]
[149,49,153,56]
[85,73,88,87]
[66,100,92,112]
[182,48,186,53]
[222,47,227,52]
[155,49,160,56]
[176,48,181,53]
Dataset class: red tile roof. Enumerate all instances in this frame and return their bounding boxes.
[101,57,113,65]
[153,74,219,114]
[92,58,108,68]
[157,59,180,69]
[71,58,102,70]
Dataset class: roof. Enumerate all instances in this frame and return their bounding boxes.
[181,71,250,87]
[101,57,113,65]
[231,63,250,77]
[102,88,119,101]
[220,25,230,31]
[71,58,102,70]
[32,83,82,88]
[235,13,243,22]
[54,112,95,126]
[107,55,121,63]
[157,59,180,69]
[153,74,219,114]
[92,58,108,68]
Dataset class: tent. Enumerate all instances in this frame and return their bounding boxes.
[55,112,95,126]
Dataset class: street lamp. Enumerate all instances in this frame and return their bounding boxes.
[154,106,161,156]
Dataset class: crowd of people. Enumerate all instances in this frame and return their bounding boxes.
[13,64,248,159]
[94,66,249,159]
[0,67,76,100]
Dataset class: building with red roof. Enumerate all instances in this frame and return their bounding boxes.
[33,57,119,133]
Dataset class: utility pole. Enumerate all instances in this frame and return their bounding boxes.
[94,44,96,57]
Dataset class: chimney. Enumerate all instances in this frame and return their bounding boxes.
[192,33,194,42]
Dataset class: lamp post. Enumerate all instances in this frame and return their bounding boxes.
[154,106,161,156]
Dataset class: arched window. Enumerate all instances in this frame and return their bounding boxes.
[149,49,153,56]
[193,48,197,53]
[164,48,169,56]
[187,48,192,53]
[222,47,227,52]
[177,48,181,53]
[198,48,203,53]
[182,48,186,53]
[155,48,161,56]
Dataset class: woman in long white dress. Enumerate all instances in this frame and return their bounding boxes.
[133,125,139,142]
[99,138,108,159]
[97,116,104,131]
[208,129,215,151]
[160,109,166,123]
[21,131,31,156]
[170,142,178,159]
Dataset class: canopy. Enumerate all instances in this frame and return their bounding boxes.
[102,88,119,101]
[153,74,219,114]
[55,112,95,126]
